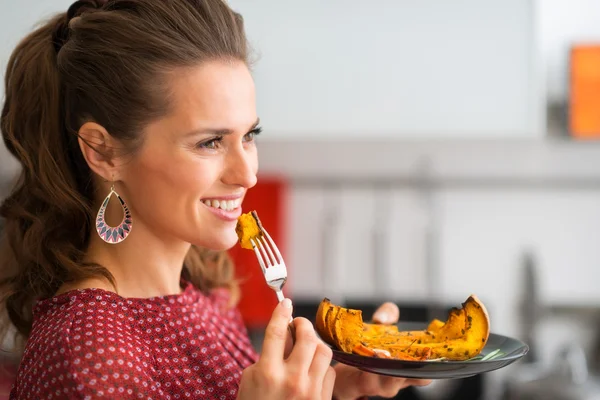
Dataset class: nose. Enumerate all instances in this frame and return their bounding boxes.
[222,144,258,189]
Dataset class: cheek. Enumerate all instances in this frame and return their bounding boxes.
[123,155,219,213]
[163,165,216,195]
[248,145,259,173]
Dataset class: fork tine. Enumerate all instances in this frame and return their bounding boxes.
[259,235,278,265]
[255,236,273,268]
[250,238,267,274]
[262,229,282,264]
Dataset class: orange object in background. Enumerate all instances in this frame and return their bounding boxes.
[570,45,600,139]
[228,176,289,329]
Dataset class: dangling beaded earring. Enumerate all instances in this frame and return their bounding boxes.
[95,183,132,244]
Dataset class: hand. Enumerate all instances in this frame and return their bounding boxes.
[332,302,432,400]
[237,299,336,400]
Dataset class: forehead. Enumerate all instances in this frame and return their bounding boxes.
[165,60,256,130]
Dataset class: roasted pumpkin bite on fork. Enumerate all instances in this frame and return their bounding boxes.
[235,210,263,249]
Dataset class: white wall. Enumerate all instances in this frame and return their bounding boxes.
[230,0,542,138]
[3,0,600,176]
[4,1,600,168]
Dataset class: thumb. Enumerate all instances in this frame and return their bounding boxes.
[372,302,399,325]
[260,298,293,361]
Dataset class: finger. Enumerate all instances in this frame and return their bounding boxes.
[372,302,400,324]
[308,342,333,385]
[377,377,432,397]
[321,366,336,400]
[260,298,294,365]
[356,370,381,397]
[359,373,407,399]
[406,379,433,387]
[329,364,362,400]
[283,327,294,359]
[287,317,319,369]
[377,376,411,398]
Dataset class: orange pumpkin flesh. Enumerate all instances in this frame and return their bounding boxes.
[315,295,490,361]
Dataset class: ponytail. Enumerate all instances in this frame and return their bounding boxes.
[0,14,106,350]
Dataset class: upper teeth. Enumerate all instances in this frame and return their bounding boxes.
[202,198,240,211]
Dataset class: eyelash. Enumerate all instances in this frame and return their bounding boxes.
[196,127,262,150]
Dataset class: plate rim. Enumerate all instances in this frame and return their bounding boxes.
[322,321,529,374]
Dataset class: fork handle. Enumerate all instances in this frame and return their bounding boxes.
[275,289,285,303]
[276,290,296,342]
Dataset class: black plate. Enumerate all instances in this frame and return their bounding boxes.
[328,322,529,379]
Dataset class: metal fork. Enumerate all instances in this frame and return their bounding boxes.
[250,227,296,339]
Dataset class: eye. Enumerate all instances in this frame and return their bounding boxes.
[244,126,262,143]
[196,136,223,150]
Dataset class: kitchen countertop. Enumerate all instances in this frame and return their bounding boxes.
[256,137,600,186]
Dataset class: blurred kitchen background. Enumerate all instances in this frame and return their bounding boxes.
[3,0,600,399]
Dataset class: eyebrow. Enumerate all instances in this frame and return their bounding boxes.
[184,118,260,137]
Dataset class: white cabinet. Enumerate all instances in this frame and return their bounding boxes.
[287,186,431,302]
[286,187,330,299]
[437,189,600,337]
[437,189,600,305]
[287,184,600,330]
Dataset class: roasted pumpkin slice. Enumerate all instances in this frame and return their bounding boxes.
[316,298,335,345]
[324,305,340,348]
[315,294,490,361]
[332,307,363,353]
[362,322,399,337]
[427,319,445,332]
[416,307,467,344]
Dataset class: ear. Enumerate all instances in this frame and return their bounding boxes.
[77,122,121,181]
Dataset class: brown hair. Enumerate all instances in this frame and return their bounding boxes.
[0,0,248,349]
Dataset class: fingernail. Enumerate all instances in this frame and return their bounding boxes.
[374,312,389,324]
[281,298,292,309]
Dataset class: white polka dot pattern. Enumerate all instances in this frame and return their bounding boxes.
[10,281,258,399]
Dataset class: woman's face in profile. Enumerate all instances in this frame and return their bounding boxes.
[119,60,260,251]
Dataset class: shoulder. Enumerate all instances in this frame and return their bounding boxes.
[54,277,115,296]
[13,289,156,399]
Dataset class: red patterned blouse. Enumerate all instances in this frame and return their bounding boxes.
[10,280,258,399]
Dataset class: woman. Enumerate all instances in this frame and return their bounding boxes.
[0,0,429,398]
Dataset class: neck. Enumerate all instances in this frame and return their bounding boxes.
[83,218,191,298]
